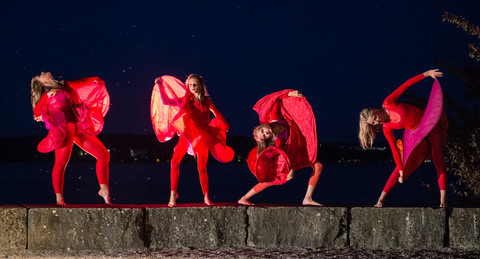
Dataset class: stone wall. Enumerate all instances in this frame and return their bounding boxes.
[0,205,479,251]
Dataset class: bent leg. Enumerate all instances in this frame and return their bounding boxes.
[74,131,111,204]
[303,161,323,206]
[52,123,76,206]
[376,167,401,207]
[238,182,273,206]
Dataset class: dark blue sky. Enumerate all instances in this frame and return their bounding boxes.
[1,0,479,142]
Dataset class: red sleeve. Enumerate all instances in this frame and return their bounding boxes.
[383,124,403,171]
[33,92,48,117]
[208,98,229,131]
[384,74,425,105]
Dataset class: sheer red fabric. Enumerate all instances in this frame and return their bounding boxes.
[381,78,448,192]
[35,77,110,153]
[150,75,234,163]
[248,89,318,185]
[150,76,186,142]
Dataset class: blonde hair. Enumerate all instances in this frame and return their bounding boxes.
[358,108,380,149]
[30,76,63,109]
[30,78,45,109]
[253,124,275,155]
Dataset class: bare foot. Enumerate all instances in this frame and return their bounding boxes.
[168,191,179,207]
[440,203,449,208]
[287,169,295,181]
[302,198,323,206]
[204,193,215,206]
[238,197,254,206]
[56,193,66,207]
[98,188,111,205]
[374,201,384,208]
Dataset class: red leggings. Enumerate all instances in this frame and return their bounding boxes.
[382,124,447,193]
[52,123,110,194]
[253,161,323,193]
[171,135,209,194]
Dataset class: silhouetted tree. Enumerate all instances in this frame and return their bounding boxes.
[440,12,480,205]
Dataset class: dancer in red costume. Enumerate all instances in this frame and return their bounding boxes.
[237,90,324,206]
[151,74,234,207]
[31,72,111,206]
[359,69,448,207]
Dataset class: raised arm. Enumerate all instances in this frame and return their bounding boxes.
[384,69,443,105]
[384,74,425,105]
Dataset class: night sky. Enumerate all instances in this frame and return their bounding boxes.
[2,0,479,143]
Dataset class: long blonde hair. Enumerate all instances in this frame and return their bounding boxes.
[30,77,63,109]
[358,108,380,149]
[253,124,275,155]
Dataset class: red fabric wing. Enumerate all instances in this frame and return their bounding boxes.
[65,77,110,135]
[252,90,317,175]
[150,76,186,142]
[255,146,290,184]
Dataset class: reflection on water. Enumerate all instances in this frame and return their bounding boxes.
[0,162,456,206]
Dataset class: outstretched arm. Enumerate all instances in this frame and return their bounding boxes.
[384,69,443,105]
[384,74,425,104]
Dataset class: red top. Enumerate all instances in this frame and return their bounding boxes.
[151,75,234,163]
[33,77,109,152]
[382,73,426,171]
[248,89,318,185]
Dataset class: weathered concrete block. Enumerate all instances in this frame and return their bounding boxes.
[28,207,144,250]
[449,208,480,250]
[0,206,27,251]
[247,206,347,248]
[146,206,247,249]
[350,207,445,249]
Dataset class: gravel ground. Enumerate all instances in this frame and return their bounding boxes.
[2,248,480,259]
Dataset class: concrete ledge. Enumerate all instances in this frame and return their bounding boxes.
[146,205,247,249]
[449,208,480,250]
[247,206,347,248]
[1,205,479,251]
[0,206,27,251]
[27,205,144,250]
[350,207,445,249]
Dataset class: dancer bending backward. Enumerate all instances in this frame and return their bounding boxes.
[359,69,448,207]
[31,72,111,206]
[238,90,324,206]
[151,74,234,207]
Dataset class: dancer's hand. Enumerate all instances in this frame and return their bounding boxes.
[288,90,304,97]
[33,116,43,122]
[154,77,161,83]
[423,69,443,78]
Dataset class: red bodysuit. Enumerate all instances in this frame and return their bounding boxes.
[33,78,110,195]
[381,74,448,193]
[151,76,234,194]
[247,90,321,193]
